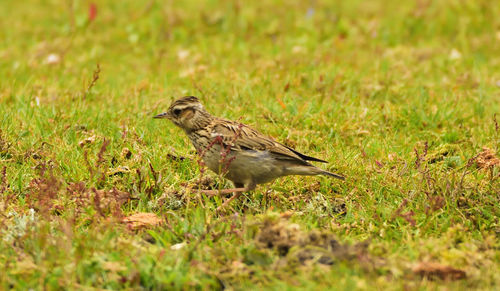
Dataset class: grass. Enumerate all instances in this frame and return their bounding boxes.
[1,0,499,289]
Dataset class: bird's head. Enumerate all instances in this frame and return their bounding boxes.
[154,96,212,132]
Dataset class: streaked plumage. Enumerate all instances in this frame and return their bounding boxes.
[154,96,344,197]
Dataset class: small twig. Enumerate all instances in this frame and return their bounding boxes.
[95,138,109,168]
[149,161,158,185]
[494,113,499,133]
[0,166,6,195]
[96,139,110,185]
[0,166,14,213]
[92,188,105,217]
[494,113,499,152]
[83,150,94,180]
[195,135,223,192]
[82,64,101,99]
[148,161,161,196]
[454,152,482,196]
[136,168,143,192]
[219,123,244,175]
[390,199,416,226]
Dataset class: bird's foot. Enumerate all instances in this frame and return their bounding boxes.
[198,188,248,213]
[215,192,242,213]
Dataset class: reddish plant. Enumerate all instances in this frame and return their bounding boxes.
[391,199,416,227]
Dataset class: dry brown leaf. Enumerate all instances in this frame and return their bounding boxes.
[476,147,500,169]
[413,261,466,280]
[123,212,162,230]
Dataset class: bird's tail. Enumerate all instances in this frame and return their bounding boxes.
[287,166,345,181]
[320,170,345,181]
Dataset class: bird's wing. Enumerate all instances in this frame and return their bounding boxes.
[208,119,326,165]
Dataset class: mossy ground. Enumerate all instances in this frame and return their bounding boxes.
[0,0,499,289]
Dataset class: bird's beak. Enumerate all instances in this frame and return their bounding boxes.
[153,112,169,119]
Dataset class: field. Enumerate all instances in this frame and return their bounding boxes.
[1,0,499,289]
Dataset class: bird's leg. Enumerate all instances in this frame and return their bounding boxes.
[216,182,256,212]
[215,182,254,212]
[217,191,243,211]
[200,187,248,197]
[198,182,256,212]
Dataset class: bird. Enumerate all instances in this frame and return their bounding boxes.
[154,96,344,208]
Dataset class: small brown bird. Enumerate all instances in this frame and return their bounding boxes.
[154,96,344,206]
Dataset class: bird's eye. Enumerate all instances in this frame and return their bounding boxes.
[173,109,182,116]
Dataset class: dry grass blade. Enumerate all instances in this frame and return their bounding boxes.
[82,63,101,99]
[95,139,110,167]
